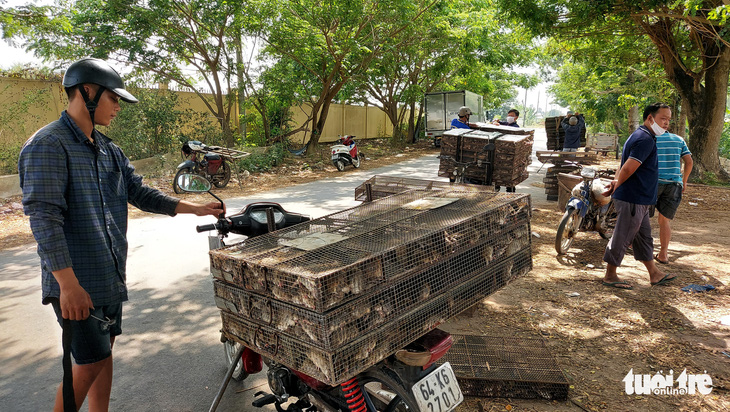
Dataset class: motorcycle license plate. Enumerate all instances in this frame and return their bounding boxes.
[411,362,463,412]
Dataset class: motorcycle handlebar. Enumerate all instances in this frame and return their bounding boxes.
[196,223,218,233]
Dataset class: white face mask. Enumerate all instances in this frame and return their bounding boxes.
[506,116,515,123]
[650,118,666,136]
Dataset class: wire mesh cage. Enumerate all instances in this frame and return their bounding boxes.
[438,334,569,400]
[213,219,530,350]
[210,189,531,312]
[211,185,534,385]
[221,247,532,385]
[353,175,494,202]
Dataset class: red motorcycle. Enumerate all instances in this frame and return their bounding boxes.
[173,140,232,193]
[176,174,463,412]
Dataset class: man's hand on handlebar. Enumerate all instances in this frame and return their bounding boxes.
[176,200,226,217]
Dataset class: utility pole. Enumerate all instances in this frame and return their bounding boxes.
[523,87,528,127]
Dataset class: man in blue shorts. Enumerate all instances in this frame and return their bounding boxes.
[654,131,693,264]
[18,58,224,411]
[600,103,675,289]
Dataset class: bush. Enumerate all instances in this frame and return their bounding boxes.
[101,88,184,160]
[237,144,286,173]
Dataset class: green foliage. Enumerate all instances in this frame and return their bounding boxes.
[11,0,252,146]
[101,88,184,160]
[720,112,730,159]
[237,144,286,173]
[0,84,49,174]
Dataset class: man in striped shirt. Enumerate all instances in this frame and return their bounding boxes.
[654,132,693,265]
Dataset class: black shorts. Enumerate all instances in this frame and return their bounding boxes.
[656,182,683,220]
[50,299,123,365]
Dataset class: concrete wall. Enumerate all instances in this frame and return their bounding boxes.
[288,102,396,144]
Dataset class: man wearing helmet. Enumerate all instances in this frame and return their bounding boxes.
[450,106,476,129]
[18,58,224,411]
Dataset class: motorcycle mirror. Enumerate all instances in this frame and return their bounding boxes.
[176,174,226,218]
[176,173,212,192]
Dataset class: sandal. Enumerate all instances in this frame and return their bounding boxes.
[654,254,669,265]
[602,281,634,290]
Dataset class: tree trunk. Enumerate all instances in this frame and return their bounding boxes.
[644,18,730,181]
[677,97,688,138]
[627,105,639,134]
[612,119,623,136]
[235,34,246,141]
[682,47,730,180]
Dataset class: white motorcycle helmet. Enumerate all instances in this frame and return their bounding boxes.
[458,106,472,117]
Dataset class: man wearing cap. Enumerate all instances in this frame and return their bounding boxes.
[18,58,224,411]
[450,106,476,129]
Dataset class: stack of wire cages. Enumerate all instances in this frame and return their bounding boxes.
[211,187,533,385]
[354,175,494,202]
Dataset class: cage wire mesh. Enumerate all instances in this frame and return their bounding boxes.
[221,247,532,385]
[354,175,495,202]
[438,334,569,401]
[211,186,533,385]
[211,189,531,312]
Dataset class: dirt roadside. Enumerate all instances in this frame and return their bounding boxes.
[2,139,728,411]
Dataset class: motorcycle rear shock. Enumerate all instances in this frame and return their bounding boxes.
[340,377,368,412]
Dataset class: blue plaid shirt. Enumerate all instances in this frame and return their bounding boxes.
[19,111,180,306]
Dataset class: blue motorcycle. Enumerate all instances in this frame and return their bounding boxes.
[555,167,617,255]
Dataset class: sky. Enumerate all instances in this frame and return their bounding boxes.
[0,42,45,69]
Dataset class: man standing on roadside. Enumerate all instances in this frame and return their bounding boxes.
[653,131,693,264]
[18,58,224,412]
[600,103,675,290]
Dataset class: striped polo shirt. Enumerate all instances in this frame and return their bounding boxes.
[656,132,691,184]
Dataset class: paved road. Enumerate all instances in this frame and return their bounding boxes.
[0,130,550,411]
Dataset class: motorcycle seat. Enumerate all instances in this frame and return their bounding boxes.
[204,153,221,161]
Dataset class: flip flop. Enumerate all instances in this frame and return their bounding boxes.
[602,281,634,290]
[651,274,677,286]
[654,254,669,265]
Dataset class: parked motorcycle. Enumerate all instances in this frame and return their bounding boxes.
[555,166,617,255]
[173,140,232,194]
[176,174,464,412]
[331,135,361,171]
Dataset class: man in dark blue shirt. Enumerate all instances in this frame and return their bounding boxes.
[493,108,520,127]
[561,113,585,151]
[600,103,675,290]
[18,58,224,411]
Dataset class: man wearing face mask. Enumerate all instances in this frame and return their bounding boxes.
[493,109,520,127]
[600,103,675,289]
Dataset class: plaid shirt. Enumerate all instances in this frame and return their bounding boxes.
[19,111,180,306]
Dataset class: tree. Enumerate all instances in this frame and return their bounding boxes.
[259,0,440,150]
[4,0,255,147]
[497,0,730,179]
[355,0,538,144]
[544,33,674,137]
